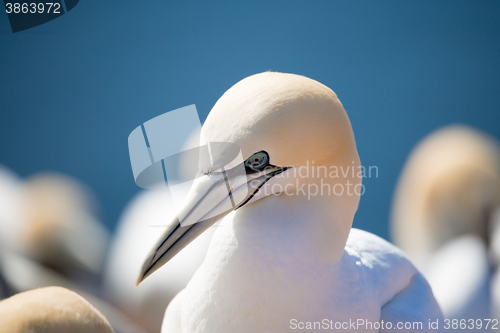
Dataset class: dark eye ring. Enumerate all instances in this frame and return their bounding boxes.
[245,151,269,170]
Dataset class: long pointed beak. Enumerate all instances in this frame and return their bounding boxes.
[136,165,288,286]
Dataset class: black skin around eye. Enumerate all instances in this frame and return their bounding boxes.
[244,151,269,173]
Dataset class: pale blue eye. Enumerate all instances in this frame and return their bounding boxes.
[245,151,269,170]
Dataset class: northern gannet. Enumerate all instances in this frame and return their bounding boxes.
[391,125,500,321]
[0,287,114,333]
[21,173,109,280]
[0,170,144,333]
[136,72,444,333]
[0,172,109,284]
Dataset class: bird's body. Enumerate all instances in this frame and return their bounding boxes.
[164,217,440,333]
[423,235,491,320]
[133,72,444,333]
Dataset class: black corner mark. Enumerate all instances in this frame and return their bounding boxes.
[3,0,79,33]
[64,0,77,11]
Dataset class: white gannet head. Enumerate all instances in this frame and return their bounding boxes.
[136,72,361,285]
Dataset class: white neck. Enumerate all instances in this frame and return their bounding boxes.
[232,185,358,266]
[181,169,362,332]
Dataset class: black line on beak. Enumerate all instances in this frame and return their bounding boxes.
[236,166,291,209]
[222,169,236,208]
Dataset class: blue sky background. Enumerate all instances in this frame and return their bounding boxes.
[1,1,499,240]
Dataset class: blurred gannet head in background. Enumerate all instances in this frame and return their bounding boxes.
[136,72,362,285]
[0,286,114,333]
[104,189,215,333]
[0,171,110,294]
[391,126,500,269]
[391,125,500,318]
[0,170,145,332]
[20,173,110,278]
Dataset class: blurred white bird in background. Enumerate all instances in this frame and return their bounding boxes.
[0,165,24,299]
[104,189,215,333]
[0,172,109,292]
[0,166,24,250]
[21,173,109,284]
[0,169,146,333]
[134,72,444,333]
[391,126,500,326]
